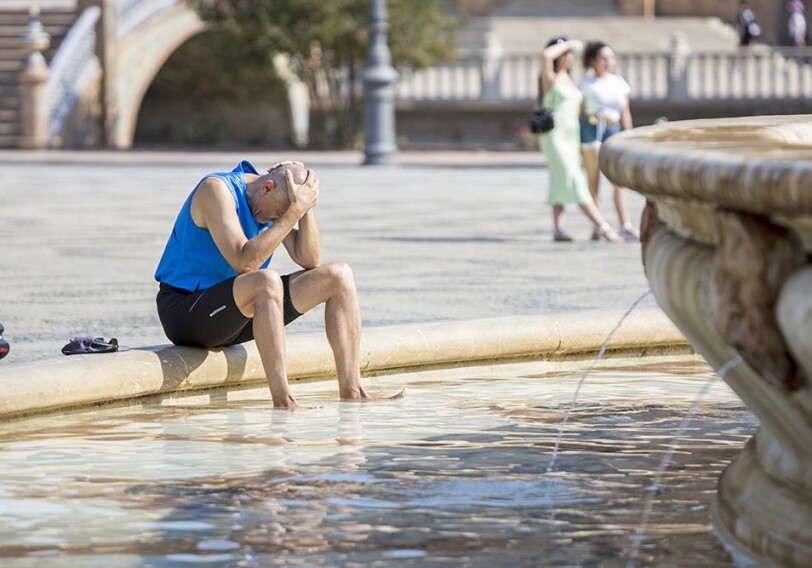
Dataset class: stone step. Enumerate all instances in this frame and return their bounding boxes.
[0,24,71,38]
[488,17,738,53]
[0,101,21,113]
[0,37,27,48]
[0,59,23,72]
[0,4,75,115]
[0,0,75,8]
[0,82,20,94]
[0,34,66,45]
[0,134,20,148]
[0,47,27,59]
[491,0,618,17]
[0,44,65,60]
[0,122,21,135]
[0,10,77,26]
[0,72,19,86]
[0,93,21,108]
[0,108,19,120]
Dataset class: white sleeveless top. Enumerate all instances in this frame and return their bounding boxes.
[579,73,630,123]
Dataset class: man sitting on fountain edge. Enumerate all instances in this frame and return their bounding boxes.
[154,159,404,409]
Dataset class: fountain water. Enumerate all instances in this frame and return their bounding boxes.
[625,354,743,567]
[547,289,653,474]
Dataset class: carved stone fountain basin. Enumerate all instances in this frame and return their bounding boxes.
[601,115,812,567]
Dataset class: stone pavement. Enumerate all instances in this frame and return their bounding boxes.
[0,149,651,365]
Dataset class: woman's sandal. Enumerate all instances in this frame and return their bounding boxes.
[553,229,574,242]
[619,222,640,242]
[597,223,622,243]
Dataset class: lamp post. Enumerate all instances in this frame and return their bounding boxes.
[362,0,398,165]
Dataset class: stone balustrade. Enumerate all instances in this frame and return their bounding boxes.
[395,46,812,103]
[600,114,812,566]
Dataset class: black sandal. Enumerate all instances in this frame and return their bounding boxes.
[553,229,574,242]
[61,336,119,355]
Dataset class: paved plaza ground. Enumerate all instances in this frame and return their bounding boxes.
[0,149,650,365]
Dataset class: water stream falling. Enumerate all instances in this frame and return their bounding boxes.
[546,289,653,474]
[625,354,744,568]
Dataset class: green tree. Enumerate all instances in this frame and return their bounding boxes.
[188,0,462,147]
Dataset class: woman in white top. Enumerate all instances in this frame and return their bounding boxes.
[579,41,639,241]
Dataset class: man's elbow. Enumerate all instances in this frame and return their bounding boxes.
[301,256,321,270]
[299,251,321,270]
[235,258,263,274]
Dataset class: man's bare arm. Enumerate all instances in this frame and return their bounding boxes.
[282,169,321,269]
[283,210,321,269]
[194,177,310,274]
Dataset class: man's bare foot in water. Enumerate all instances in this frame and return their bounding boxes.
[272,388,406,410]
[340,386,407,402]
[273,393,301,410]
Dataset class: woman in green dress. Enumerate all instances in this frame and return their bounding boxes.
[538,37,619,242]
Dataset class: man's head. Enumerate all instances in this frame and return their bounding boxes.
[267,162,308,190]
[253,162,308,222]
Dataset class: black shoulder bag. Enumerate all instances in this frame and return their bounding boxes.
[529,107,554,134]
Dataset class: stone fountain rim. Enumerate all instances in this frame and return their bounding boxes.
[0,309,686,422]
[600,114,812,217]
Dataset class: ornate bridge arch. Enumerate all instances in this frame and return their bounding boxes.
[108,1,205,148]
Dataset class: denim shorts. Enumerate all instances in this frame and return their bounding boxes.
[580,119,621,146]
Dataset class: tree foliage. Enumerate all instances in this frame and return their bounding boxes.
[188,0,462,147]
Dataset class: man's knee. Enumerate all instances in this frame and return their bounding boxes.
[253,269,285,303]
[324,262,356,291]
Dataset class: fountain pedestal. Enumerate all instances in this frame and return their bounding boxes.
[601,115,812,566]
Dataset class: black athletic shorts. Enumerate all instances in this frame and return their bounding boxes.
[156,274,302,348]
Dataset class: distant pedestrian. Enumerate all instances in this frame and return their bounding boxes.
[579,41,639,241]
[787,0,807,47]
[737,1,761,48]
[537,36,620,243]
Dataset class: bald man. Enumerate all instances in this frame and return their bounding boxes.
[155,160,403,409]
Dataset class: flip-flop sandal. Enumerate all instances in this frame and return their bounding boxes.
[61,336,119,355]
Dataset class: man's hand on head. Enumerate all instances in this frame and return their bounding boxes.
[285,168,320,219]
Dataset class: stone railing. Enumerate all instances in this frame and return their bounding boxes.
[395,45,812,103]
[115,0,179,39]
[600,115,812,567]
[46,5,101,144]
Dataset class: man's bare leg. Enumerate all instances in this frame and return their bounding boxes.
[288,262,404,401]
[233,270,298,408]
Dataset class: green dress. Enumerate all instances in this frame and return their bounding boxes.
[539,79,592,206]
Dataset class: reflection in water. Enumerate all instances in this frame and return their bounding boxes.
[0,356,755,566]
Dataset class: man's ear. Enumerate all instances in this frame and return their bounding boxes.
[263,178,277,194]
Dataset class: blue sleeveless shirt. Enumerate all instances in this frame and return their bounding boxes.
[154,160,271,292]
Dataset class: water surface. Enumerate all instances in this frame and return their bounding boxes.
[0,355,756,566]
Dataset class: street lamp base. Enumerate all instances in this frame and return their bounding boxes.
[363,152,398,166]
